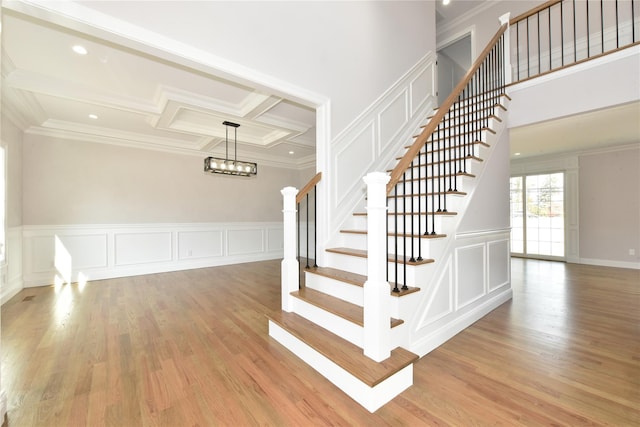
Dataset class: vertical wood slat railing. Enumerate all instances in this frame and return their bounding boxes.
[511,0,639,83]
[381,21,509,293]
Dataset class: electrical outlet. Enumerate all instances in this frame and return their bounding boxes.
[188,249,193,257]
[629,249,636,256]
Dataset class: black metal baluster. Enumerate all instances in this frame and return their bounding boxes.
[527,16,531,78]
[393,185,399,293]
[616,0,620,48]
[549,6,552,70]
[410,161,415,263]
[601,0,605,54]
[306,194,310,269]
[561,0,565,66]
[431,128,437,235]
[402,172,408,291]
[417,142,423,260]
[517,21,521,80]
[537,9,541,74]
[574,0,577,62]
[587,0,591,58]
[313,186,318,268]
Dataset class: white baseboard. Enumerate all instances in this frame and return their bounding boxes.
[578,258,640,270]
[2,274,23,305]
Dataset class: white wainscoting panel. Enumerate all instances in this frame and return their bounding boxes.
[416,255,453,329]
[410,229,512,357]
[115,232,173,266]
[2,227,24,304]
[410,62,435,116]
[488,239,510,291]
[22,222,283,287]
[60,234,108,269]
[455,243,486,309]
[178,230,223,260]
[228,228,264,256]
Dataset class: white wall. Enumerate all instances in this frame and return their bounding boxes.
[1,116,24,304]
[511,145,640,269]
[23,133,300,225]
[579,145,640,268]
[437,1,546,55]
[74,1,436,139]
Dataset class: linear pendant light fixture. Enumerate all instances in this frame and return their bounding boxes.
[204,121,257,177]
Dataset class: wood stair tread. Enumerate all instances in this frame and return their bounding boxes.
[291,287,404,328]
[326,247,435,266]
[340,229,446,239]
[268,311,418,387]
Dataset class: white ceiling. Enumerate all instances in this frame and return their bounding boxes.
[1,10,317,169]
[3,2,638,170]
[510,102,640,159]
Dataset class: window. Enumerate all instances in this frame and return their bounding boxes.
[510,172,565,259]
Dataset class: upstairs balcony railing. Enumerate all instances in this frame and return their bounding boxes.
[511,0,639,82]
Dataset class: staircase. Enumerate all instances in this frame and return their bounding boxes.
[269,21,511,412]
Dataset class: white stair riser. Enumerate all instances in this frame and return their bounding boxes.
[292,296,363,347]
[268,321,414,413]
[305,271,364,306]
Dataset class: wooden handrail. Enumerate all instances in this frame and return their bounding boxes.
[386,23,508,195]
[510,0,562,25]
[296,172,322,204]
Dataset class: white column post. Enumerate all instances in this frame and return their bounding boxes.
[500,12,512,85]
[281,186,299,312]
[362,172,391,362]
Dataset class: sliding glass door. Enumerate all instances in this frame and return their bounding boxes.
[510,172,565,259]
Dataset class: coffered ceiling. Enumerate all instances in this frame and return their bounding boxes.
[1,9,317,169]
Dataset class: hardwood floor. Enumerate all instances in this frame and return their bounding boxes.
[1,258,638,426]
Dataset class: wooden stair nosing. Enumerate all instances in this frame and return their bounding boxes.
[291,287,404,328]
[386,156,483,172]
[340,229,447,239]
[353,211,457,217]
[412,126,497,140]
[326,247,435,266]
[422,113,502,130]
[403,140,489,151]
[388,190,467,198]
[267,311,419,388]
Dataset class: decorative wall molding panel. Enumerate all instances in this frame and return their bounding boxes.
[2,227,24,305]
[22,222,283,287]
[411,229,512,357]
[328,52,437,238]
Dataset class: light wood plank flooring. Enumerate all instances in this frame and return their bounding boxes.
[1,258,638,426]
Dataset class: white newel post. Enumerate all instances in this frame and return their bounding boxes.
[281,186,299,312]
[500,12,512,85]
[363,172,391,362]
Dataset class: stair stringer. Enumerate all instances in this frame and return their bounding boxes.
[398,102,514,357]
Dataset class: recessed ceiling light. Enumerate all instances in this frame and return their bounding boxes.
[289,151,294,155]
[88,114,98,120]
[514,152,521,156]
[72,45,88,55]
[443,0,451,5]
